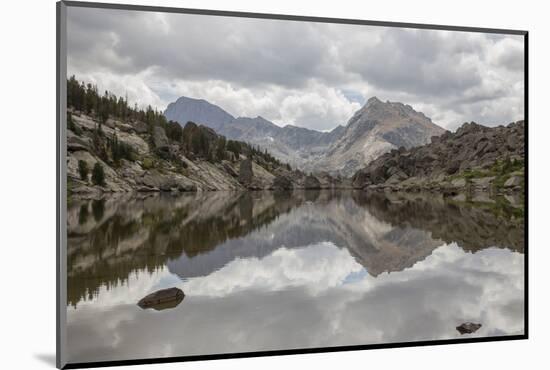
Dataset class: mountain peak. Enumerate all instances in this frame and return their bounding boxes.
[164,96,235,131]
[366,96,383,106]
[325,98,447,175]
[175,96,206,104]
[356,97,435,124]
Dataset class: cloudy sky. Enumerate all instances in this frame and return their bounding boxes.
[67,7,525,131]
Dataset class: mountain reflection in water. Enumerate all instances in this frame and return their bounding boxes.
[66,190,524,363]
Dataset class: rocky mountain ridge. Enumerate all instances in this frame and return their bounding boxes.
[307,97,446,176]
[351,120,525,194]
[165,98,345,169]
[164,96,446,175]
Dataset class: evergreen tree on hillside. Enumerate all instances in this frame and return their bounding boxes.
[216,137,227,160]
[91,162,106,186]
[78,160,89,181]
[66,76,293,171]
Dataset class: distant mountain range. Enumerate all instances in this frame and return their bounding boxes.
[165,96,446,176]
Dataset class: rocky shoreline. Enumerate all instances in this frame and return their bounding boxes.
[66,78,525,200]
[352,120,525,196]
[67,111,524,199]
[67,110,350,198]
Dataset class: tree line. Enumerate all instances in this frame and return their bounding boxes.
[67,76,293,172]
[67,75,169,128]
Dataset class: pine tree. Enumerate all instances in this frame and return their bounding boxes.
[78,160,89,181]
[216,137,226,160]
[91,162,106,186]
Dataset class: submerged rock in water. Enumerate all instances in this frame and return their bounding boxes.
[138,287,185,311]
[456,322,482,334]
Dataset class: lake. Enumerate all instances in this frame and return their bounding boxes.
[66,190,525,363]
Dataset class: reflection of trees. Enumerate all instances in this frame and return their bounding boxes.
[67,190,524,307]
[67,192,305,307]
[352,192,524,253]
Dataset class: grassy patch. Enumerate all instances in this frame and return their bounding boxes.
[448,158,524,191]
[142,157,155,170]
[449,195,524,220]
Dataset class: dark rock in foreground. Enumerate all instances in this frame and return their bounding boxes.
[138,287,185,311]
[456,322,482,334]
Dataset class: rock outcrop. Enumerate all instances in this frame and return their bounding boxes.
[304,175,322,189]
[352,120,525,194]
[272,175,294,191]
[67,110,343,197]
[152,126,169,150]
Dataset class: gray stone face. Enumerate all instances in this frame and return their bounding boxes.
[304,175,321,189]
[451,178,467,188]
[351,120,525,192]
[272,175,294,191]
[133,120,148,134]
[504,175,523,188]
[152,126,169,150]
[471,176,496,191]
[446,161,460,175]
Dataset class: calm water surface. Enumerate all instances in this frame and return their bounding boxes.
[66,190,524,363]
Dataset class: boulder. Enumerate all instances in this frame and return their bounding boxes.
[152,126,170,150]
[504,175,523,188]
[139,170,196,192]
[173,177,197,192]
[451,178,467,188]
[351,170,371,189]
[133,120,149,134]
[471,176,495,190]
[506,135,521,151]
[272,175,294,191]
[117,131,150,155]
[67,132,92,152]
[446,160,460,175]
[137,287,185,311]
[456,322,482,335]
[139,170,165,189]
[304,175,322,189]
[385,169,408,185]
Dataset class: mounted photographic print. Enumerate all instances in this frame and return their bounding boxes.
[56,1,528,368]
